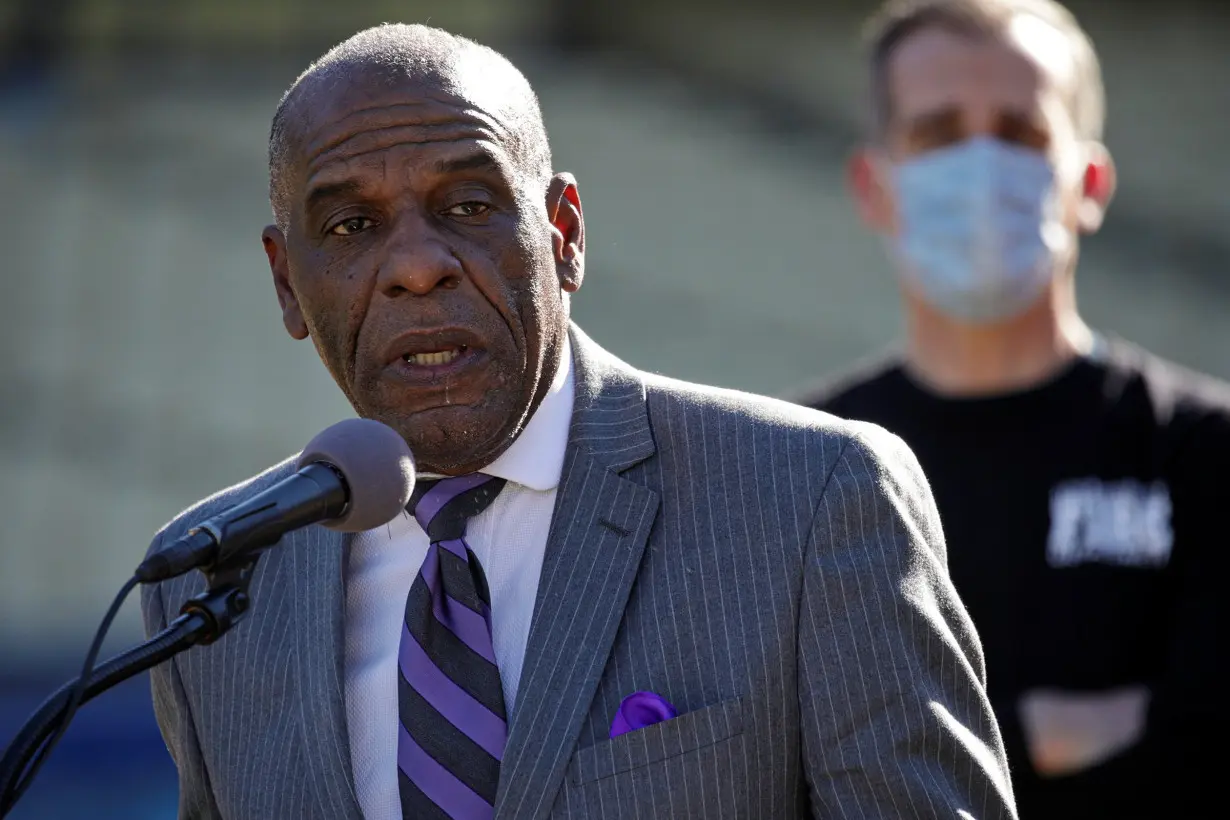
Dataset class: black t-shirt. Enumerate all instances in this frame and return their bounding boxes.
[800,337,1230,818]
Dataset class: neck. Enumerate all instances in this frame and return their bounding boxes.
[902,276,1094,398]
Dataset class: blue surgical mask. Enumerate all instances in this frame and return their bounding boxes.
[890,136,1071,323]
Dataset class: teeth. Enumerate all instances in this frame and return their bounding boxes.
[404,348,462,366]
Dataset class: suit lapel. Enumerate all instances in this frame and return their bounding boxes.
[495,325,659,819]
[286,525,364,818]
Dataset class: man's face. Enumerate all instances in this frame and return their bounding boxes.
[263,70,584,475]
[855,17,1112,239]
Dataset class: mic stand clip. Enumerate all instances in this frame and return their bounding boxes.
[182,557,257,644]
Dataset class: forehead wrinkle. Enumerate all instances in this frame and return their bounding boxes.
[306,95,510,146]
[304,101,431,149]
[299,92,514,176]
[305,125,501,176]
[304,136,510,192]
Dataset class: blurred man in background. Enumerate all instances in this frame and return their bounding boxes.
[796,0,1230,816]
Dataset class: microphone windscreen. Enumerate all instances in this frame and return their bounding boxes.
[297,418,415,532]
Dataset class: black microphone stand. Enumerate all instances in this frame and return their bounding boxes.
[0,559,259,817]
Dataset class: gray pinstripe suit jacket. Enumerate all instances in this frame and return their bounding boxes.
[142,325,1017,819]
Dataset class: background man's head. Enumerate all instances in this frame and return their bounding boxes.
[849,0,1116,325]
[261,24,585,475]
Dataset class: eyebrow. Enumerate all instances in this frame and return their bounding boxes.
[997,109,1046,131]
[304,179,365,213]
[303,152,505,212]
[433,152,501,176]
[905,107,962,136]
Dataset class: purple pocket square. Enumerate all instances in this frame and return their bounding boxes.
[610,691,678,738]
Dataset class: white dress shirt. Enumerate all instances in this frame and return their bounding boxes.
[344,340,574,820]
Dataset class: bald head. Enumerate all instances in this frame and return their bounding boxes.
[259,22,586,475]
[268,23,551,230]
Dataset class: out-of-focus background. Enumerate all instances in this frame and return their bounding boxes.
[1,0,1227,815]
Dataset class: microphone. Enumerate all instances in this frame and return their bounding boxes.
[135,418,415,583]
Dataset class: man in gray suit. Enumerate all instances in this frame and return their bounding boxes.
[142,23,1017,820]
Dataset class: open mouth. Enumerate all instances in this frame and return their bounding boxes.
[383,329,486,387]
[403,345,467,367]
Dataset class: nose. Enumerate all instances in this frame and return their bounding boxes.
[375,211,464,297]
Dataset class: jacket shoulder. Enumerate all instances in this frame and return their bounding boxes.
[641,372,907,470]
[643,371,848,434]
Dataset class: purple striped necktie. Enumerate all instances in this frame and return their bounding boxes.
[398,473,507,820]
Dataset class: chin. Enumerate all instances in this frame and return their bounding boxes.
[379,403,522,474]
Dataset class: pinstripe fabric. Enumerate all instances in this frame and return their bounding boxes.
[142,323,1017,819]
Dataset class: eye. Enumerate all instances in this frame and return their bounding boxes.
[443,202,491,218]
[328,216,375,236]
[996,113,1051,152]
[904,109,964,155]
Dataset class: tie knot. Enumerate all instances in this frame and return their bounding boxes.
[409,473,506,542]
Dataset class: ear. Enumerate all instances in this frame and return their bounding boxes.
[847,147,896,233]
[546,173,584,293]
[262,225,309,340]
[1076,142,1116,234]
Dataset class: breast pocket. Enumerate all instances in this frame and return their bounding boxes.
[567,696,746,818]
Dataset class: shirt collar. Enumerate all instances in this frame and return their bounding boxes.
[418,337,574,493]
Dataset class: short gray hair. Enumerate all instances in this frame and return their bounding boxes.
[267,23,552,230]
[864,0,1105,142]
